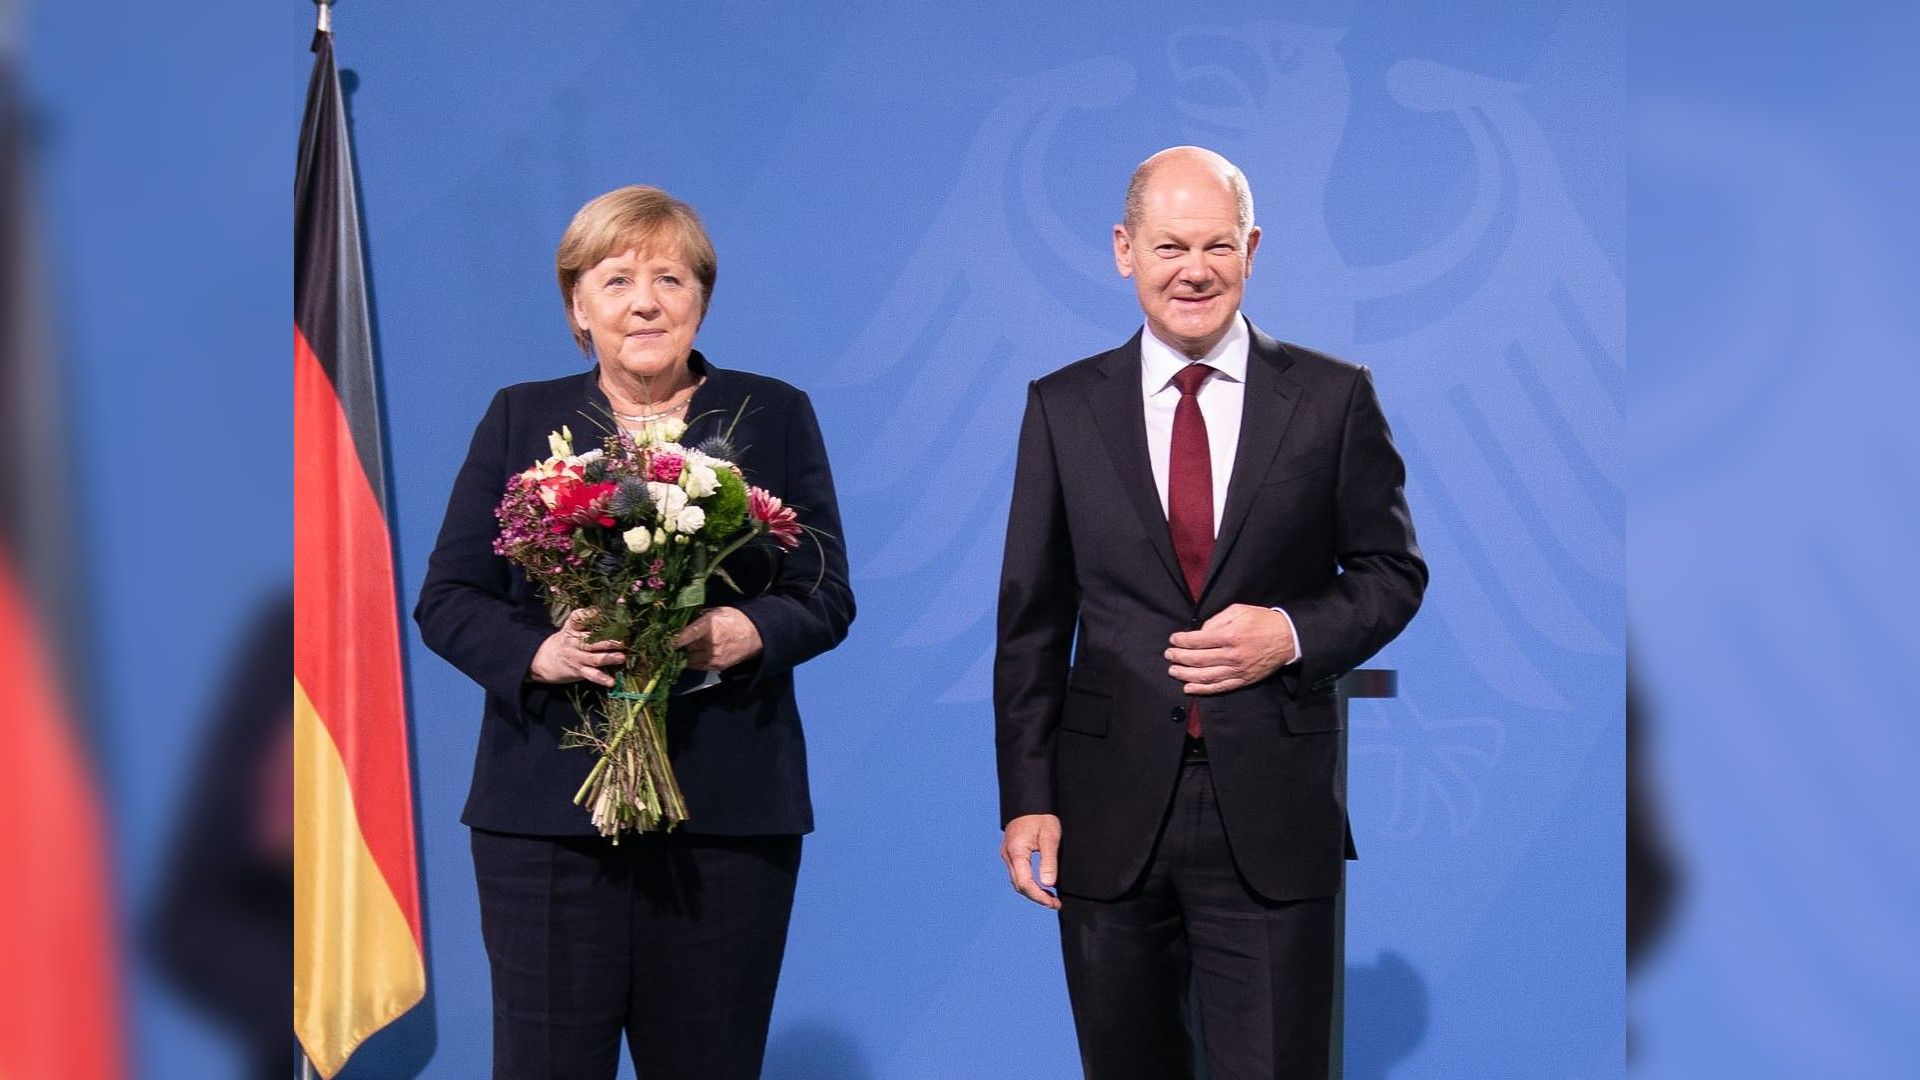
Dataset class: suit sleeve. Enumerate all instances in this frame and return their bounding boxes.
[993,382,1080,826]
[1279,366,1427,695]
[730,390,856,686]
[413,389,556,705]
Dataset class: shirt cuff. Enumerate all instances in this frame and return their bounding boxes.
[1270,606,1303,664]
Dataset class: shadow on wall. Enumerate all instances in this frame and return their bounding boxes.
[1345,951,1429,1080]
[764,1020,875,1080]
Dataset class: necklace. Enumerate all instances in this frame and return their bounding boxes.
[602,375,700,423]
[611,403,686,423]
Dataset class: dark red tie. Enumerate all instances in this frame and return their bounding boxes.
[1168,363,1214,738]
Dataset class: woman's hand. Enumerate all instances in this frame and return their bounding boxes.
[528,608,626,687]
[672,607,764,671]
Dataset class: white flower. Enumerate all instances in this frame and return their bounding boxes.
[573,448,604,467]
[648,481,686,517]
[647,481,706,534]
[548,426,574,458]
[679,460,719,499]
[622,526,652,554]
[636,418,687,446]
[688,448,732,472]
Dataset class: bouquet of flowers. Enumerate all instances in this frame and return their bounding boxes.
[492,417,803,837]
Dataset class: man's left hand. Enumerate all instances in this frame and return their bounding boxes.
[672,607,764,670]
[1166,604,1298,695]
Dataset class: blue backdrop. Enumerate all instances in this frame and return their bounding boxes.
[33,1,1624,1076]
[362,4,1621,1077]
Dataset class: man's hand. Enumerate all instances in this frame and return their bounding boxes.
[1000,813,1063,909]
[529,608,626,688]
[672,606,764,670]
[1165,604,1298,695]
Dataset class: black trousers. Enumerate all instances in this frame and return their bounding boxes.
[469,827,802,1080]
[1058,759,1336,1080]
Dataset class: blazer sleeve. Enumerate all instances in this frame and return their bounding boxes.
[1279,366,1427,695]
[992,382,1080,826]
[413,389,557,704]
[730,390,856,686]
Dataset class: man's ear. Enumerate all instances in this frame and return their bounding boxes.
[1243,226,1262,275]
[1113,224,1135,278]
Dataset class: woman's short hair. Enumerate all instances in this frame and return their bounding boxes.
[555,185,718,353]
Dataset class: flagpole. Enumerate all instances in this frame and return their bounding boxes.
[302,9,335,1075]
[300,19,328,1079]
[300,9,325,1068]
[299,8,326,1076]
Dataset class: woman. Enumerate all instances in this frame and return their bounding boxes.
[415,185,854,1080]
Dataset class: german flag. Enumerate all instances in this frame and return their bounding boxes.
[0,49,123,1080]
[293,24,427,1078]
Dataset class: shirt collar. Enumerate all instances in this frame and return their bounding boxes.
[1140,313,1250,395]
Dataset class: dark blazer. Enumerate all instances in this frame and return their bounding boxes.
[995,321,1425,901]
[416,351,854,836]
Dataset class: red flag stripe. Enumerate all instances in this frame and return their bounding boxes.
[0,559,121,1080]
[293,324,421,946]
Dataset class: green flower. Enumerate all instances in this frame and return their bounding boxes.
[702,469,750,538]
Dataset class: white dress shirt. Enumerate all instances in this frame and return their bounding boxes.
[1139,315,1302,661]
[1141,314,1249,527]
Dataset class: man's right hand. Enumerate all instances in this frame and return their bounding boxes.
[1000,813,1063,910]
[528,608,626,688]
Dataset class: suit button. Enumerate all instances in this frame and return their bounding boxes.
[1170,706,1187,723]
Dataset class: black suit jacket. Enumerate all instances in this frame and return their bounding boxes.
[995,321,1425,901]
[416,352,854,836]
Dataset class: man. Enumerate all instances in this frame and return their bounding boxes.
[995,146,1426,1080]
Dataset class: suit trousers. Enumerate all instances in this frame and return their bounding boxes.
[1058,759,1335,1080]
[470,827,802,1080]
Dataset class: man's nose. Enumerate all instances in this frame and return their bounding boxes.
[1178,255,1214,285]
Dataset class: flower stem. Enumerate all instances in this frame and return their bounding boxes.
[573,669,663,806]
[706,527,761,575]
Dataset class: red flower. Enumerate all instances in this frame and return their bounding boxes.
[549,480,618,531]
[748,486,802,549]
[647,451,685,484]
[531,460,587,510]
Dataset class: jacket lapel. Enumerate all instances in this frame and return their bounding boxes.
[1088,333,1186,598]
[1199,325,1300,604]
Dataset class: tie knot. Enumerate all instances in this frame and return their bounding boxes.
[1172,363,1214,397]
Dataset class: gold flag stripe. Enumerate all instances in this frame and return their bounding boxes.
[293,677,426,1079]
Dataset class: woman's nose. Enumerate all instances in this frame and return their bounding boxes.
[629,287,660,317]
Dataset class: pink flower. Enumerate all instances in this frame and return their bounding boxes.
[648,451,685,484]
[748,486,803,549]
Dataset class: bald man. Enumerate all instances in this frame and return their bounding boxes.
[994,147,1426,1079]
